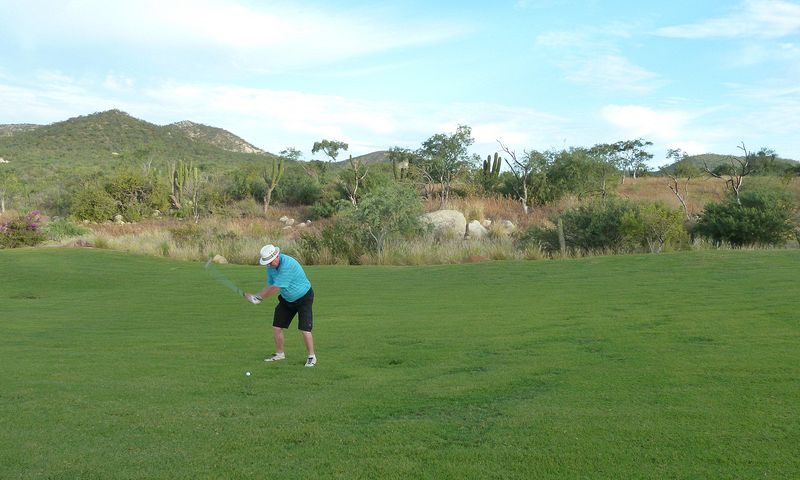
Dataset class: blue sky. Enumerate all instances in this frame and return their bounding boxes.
[1,0,799,165]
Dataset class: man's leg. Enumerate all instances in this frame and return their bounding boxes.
[273,326,285,353]
[301,330,314,356]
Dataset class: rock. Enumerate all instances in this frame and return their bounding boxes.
[113,214,125,224]
[285,218,295,226]
[419,210,467,239]
[279,215,289,222]
[212,254,228,264]
[496,220,516,236]
[482,219,492,228]
[467,220,488,239]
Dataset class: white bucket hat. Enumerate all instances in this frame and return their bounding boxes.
[259,244,280,265]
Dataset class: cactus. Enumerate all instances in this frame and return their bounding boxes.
[169,160,193,209]
[483,153,501,177]
[262,157,284,214]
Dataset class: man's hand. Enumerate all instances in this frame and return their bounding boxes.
[244,293,262,304]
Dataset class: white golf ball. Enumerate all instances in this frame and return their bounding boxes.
[245,371,251,376]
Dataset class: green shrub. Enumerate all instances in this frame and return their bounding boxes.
[518,198,649,255]
[342,184,424,255]
[275,170,322,205]
[169,222,205,247]
[696,188,795,246]
[71,185,117,222]
[560,198,640,253]
[296,222,365,265]
[516,225,561,253]
[309,198,349,219]
[0,211,46,248]
[105,167,169,221]
[621,202,688,253]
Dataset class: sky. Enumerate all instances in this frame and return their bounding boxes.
[1,0,799,166]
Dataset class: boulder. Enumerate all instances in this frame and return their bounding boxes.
[467,220,489,239]
[496,220,516,236]
[212,254,228,264]
[419,210,466,239]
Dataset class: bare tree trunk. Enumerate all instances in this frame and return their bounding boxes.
[263,187,275,214]
[667,174,691,220]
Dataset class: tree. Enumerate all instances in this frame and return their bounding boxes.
[498,142,541,214]
[416,125,476,208]
[279,147,303,162]
[547,147,619,200]
[704,142,755,205]
[613,138,653,183]
[340,155,368,206]
[586,144,623,197]
[311,139,348,162]
[662,148,700,220]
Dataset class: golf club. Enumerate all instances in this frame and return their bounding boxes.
[204,258,259,302]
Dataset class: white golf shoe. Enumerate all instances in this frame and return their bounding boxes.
[264,352,286,362]
[304,355,317,367]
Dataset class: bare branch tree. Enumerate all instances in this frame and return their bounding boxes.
[341,155,369,206]
[498,141,532,214]
[662,148,697,220]
[704,142,754,205]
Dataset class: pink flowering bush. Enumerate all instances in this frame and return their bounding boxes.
[0,211,46,248]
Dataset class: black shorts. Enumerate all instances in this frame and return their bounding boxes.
[273,288,314,332]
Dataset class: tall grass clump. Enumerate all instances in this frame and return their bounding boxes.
[41,218,90,241]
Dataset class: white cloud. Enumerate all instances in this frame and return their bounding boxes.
[602,105,690,139]
[657,0,800,39]
[566,55,662,94]
[535,24,655,95]
[3,0,471,73]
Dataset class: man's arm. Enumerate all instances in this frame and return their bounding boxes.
[245,285,280,303]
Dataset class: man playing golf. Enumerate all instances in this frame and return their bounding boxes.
[245,244,316,367]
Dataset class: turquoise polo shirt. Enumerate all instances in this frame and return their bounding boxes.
[266,254,311,302]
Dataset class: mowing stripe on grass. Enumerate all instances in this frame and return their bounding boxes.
[1,248,798,478]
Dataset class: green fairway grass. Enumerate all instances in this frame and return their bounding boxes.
[1,248,798,479]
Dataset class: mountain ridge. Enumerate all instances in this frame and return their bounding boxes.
[0,110,277,169]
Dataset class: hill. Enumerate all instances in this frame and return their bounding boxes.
[166,120,264,154]
[0,124,41,137]
[327,150,390,167]
[662,152,799,174]
[0,110,277,172]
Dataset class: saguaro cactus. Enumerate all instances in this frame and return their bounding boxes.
[170,160,193,209]
[483,152,501,177]
[262,157,284,214]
